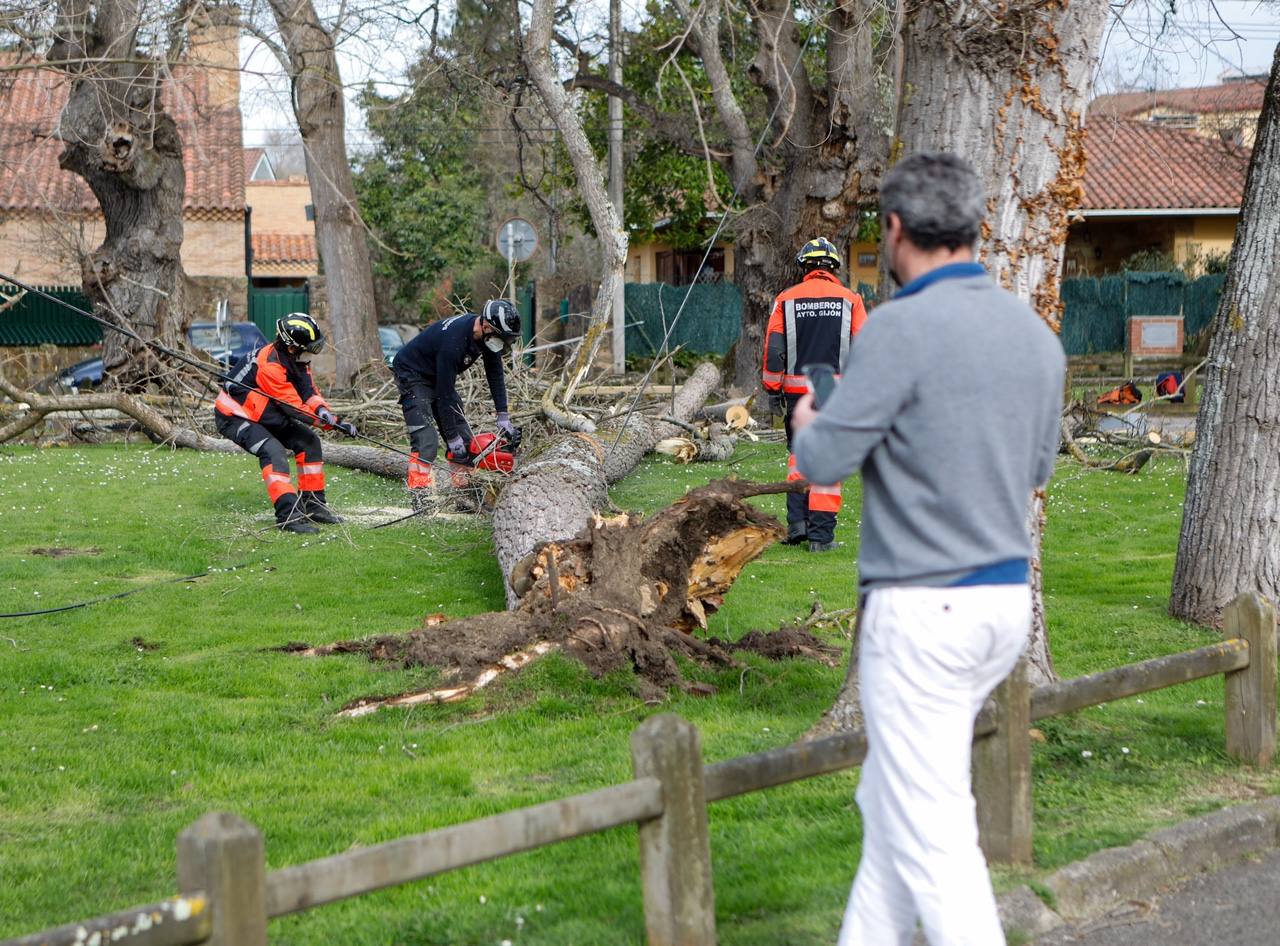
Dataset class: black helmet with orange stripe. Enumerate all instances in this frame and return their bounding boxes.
[275,313,325,354]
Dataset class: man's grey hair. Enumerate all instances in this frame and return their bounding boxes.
[879,152,985,252]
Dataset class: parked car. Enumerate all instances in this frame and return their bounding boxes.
[56,322,269,391]
[379,326,405,365]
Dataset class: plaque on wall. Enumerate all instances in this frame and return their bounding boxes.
[1128,316,1183,356]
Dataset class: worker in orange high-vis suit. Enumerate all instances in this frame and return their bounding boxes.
[213,314,358,534]
[762,237,868,551]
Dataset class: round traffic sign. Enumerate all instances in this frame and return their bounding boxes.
[496,217,538,262]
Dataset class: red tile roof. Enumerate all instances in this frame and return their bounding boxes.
[0,57,244,215]
[1091,79,1266,119]
[252,232,317,263]
[1083,120,1249,211]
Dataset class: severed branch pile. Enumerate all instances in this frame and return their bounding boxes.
[295,478,805,717]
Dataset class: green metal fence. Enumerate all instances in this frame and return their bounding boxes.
[0,286,99,346]
[248,286,309,338]
[1060,271,1224,355]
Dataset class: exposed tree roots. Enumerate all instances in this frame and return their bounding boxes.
[291,478,824,715]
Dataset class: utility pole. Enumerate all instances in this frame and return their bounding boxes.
[608,0,625,375]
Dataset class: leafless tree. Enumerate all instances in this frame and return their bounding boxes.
[32,0,212,390]
[248,0,383,388]
[1171,42,1280,626]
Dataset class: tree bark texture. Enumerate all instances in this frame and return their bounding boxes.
[898,0,1105,684]
[896,0,1108,324]
[524,0,628,377]
[493,362,721,606]
[265,0,382,389]
[810,0,1108,734]
[48,0,193,391]
[1171,45,1280,626]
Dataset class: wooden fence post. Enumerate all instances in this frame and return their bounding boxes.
[177,812,268,946]
[630,714,716,946]
[973,658,1033,864]
[1223,591,1277,767]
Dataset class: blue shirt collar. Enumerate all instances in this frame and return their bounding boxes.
[894,261,987,299]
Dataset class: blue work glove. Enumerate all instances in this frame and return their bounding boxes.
[337,420,358,438]
[316,407,338,429]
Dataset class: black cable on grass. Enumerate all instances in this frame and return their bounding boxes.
[0,275,417,460]
[0,571,212,618]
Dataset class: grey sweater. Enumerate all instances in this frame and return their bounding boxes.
[792,272,1065,590]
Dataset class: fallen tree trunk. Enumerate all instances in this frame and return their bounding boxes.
[0,375,409,479]
[298,478,799,715]
[494,362,722,605]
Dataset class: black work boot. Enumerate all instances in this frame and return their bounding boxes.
[274,495,319,534]
[299,490,343,524]
[808,539,842,553]
[783,524,808,545]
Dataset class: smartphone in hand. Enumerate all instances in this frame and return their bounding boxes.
[802,363,838,410]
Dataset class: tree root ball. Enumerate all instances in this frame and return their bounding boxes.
[294,479,827,715]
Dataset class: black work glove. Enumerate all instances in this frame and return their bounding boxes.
[767,393,784,415]
[337,420,358,438]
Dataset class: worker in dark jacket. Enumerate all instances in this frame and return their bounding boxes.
[214,314,358,534]
[762,237,868,551]
[391,300,522,506]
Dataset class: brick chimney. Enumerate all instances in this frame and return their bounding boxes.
[186,3,241,110]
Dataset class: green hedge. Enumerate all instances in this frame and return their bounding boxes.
[1060,272,1224,355]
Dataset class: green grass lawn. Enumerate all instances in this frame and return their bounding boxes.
[0,441,1275,944]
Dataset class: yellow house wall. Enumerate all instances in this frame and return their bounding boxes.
[1178,216,1238,265]
[848,239,879,288]
[246,181,315,234]
[0,213,245,281]
[181,217,246,277]
[625,239,735,283]
[0,214,99,283]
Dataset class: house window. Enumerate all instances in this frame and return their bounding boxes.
[655,247,725,285]
[857,252,877,268]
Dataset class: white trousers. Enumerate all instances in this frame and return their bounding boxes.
[837,584,1031,946]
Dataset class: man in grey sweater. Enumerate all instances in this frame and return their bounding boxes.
[791,152,1064,946]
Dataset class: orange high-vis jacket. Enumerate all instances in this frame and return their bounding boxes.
[762,270,867,394]
[214,344,330,425]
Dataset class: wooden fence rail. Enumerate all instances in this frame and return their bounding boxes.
[4,591,1275,946]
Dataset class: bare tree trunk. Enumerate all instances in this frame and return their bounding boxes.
[810,0,1108,735]
[265,0,382,389]
[48,0,193,391]
[523,0,628,374]
[898,0,1105,686]
[1171,44,1280,626]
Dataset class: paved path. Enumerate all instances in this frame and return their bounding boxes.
[1033,848,1280,945]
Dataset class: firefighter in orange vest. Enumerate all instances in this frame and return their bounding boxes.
[213,314,357,534]
[762,237,868,551]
